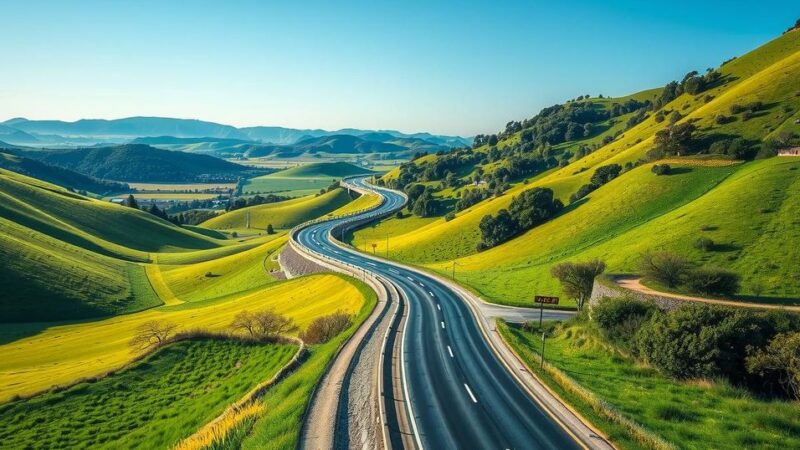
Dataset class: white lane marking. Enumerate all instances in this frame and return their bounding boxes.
[447,346,454,358]
[419,282,425,287]
[464,384,478,403]
[389,268,399,274]
[367,262,377,267]
[440,321,445,329]
[437,303,441,310]
[406,276,414,281]
[429,291,434,298]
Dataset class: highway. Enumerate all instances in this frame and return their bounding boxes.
[294,176,582,450]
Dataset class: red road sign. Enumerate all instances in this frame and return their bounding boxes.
[534,295,560,305]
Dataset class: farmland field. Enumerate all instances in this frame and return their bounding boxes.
[127,182,237,191]
[0,339,296,449]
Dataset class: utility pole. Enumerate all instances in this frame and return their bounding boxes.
[371,243,377,255]
[540,332,546,369]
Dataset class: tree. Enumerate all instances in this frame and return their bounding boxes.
[124,194,139,209]
[590,164,622,186]
[550,259,606,310]
[266,224,275,235]
[651,164,671,175]
[412,190,436,217]
[639,251,691,288]
[231,309,297,339]
[653,123,697,156]
[300,311,352,344]
[747,332,800,400]
[129,320,177,352]
[478,209,518,249]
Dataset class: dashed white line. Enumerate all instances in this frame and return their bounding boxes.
[419,282,425,287]
[464,384,478,403]
[389,268,399,274]
[429,291,435,298]
[406,276,414,281]
[437,304,441,310]
[447,345,454,358]
[367,262,377,266]
[440,321,445,329]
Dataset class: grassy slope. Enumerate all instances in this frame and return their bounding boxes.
[355,31,800,306]
[0,274,365,402]
[201,188,352,230]
[499,320,800,449]
[270,161,372,178]
[242,280,378,450]
[0,340,296,449]
[151,236,286,304]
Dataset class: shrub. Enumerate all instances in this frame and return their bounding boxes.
[444,212,455,222]
[746,332,800,400]
[685,267,741,296]
[590,164,622,186]
[693,237,714,251]
[129,321,178,352]
[300,312,352,344]
[592,297,657,346]
[639,251,691,288]
[651,164,671,175]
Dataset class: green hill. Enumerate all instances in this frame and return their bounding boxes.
[0,152,128,195]
[0,168,231,322]
[272,162,373,178]
[28,144,259,182]
[354,28,800,307]
[202,188,353,230]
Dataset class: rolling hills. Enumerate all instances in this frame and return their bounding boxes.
[202,187,354,231]
[24,144,259,182]
[0,151,128,195]
[353,28,800,307]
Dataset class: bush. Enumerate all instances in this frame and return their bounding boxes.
[746,332,800,400]
[639,251,691,288]
[651,164,671,175]
[569,182,598,203]
[635,304,800,392]
[693,237,714,251]
[685,267,741,296]
[444,212,455,222]
[300,312,352,344]
[592,297,657,346]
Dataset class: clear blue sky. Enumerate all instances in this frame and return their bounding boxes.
[1,1,795,136]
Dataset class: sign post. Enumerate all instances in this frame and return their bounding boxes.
[534,295,559,330]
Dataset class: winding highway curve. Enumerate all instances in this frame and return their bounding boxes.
[294,176,586,450]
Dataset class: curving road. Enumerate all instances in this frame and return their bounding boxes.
[294,176,582,450]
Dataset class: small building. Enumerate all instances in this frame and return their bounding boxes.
[778,147,800,156]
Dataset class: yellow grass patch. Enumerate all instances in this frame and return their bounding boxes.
[0,274,364,402]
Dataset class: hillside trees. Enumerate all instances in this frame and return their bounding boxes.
[129,320,177,352]
[231,310,297,339]
[478,187,562,250]
[570,163,623,203]
[653,122,698,156]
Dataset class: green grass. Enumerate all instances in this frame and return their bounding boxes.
[0,339,296,450]
[202,188,353,231]
[269,161,372,178]
[242,162,373,197]
[241,280,378,450]
[358,31,800,307]
[498,320,800,450]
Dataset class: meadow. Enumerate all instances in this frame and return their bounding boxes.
[241,161,373,197]
[499,320,800,450]
[0,339,296,449]
[0,274,366,402]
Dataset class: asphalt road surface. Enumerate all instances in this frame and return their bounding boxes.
[294,177,581,450]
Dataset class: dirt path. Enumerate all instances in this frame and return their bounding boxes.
[615,276,800,312]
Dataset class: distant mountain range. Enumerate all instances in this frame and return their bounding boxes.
[0,116,472,148]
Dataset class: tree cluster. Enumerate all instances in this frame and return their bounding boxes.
[299,311,352,344]
[569,163,622,203]
[477,187,562,250]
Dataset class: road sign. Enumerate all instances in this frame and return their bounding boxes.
[534,295,559,305]
[534,295,559,330]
